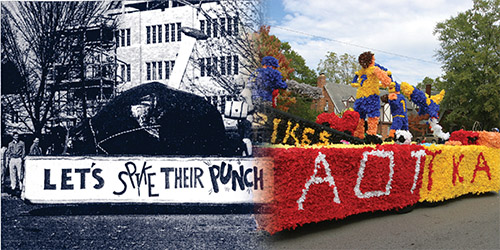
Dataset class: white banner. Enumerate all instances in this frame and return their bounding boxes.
[23,156,272,204]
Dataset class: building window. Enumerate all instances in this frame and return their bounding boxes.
[152,62,157,80]
[227,17,232,36]
[158,61,163,80]
[120,29,125,46]
[226,56,232,75]
[148,23,182,44]
[233,55,238,75]
[233,16,239,35]
[200,20,205,35]
[164,60,175,79]
[152,25,157,44]
[120,64,131,82]
[220,18,226,37]
[146,26,151,44]
[212,19,218,38]
[200,58,205,77]
[206,58,211,76]
[126,64,131,82]
[146,62,151,80]
[213,57,218,75]
[165,61,170,79]
[165,24,169,42]
[220,56,225,75]
[206,20,211,38]
[177,22,182,41]
[120,64,126,81]
[158,25,162,43]
[126,29,131,46]
[170,23,175,42]
[115,32,119,47]
[116,29,131,47]
[199,56,237,77]
[147,61,169,80]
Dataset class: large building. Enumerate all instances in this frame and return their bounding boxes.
[108,0,252,96]
[1,0,258,139]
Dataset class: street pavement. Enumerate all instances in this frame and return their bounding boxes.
[1,192,271,249]
[2,191,499,249]
[268,192,500,249]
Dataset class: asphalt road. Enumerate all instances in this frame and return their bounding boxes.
[269,192,500,249]
[2,192,499,249]
[1,193,271,249]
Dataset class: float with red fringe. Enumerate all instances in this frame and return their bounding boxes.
[257,144,500,234]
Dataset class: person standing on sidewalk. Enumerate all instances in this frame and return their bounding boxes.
[1,146,7,192]
[29,137,43,156]
[6,132,25,196]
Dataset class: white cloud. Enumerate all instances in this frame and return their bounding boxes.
[265,0,473,85]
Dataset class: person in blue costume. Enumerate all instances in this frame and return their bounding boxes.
[250,56,287,102]
[381,82,409,140]
[377,61,448,141]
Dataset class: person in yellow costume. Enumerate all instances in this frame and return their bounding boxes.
[351,51,392,143]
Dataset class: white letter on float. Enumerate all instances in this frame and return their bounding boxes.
[354,150,395,198]
[297,152,341,210]
[410,150,426,193]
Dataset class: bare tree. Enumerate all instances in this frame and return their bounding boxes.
[177,0,263,96]
[1,1,113,137]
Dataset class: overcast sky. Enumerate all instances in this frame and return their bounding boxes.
[263,0,474,85]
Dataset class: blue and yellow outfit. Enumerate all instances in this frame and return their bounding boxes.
[378,63,445,137]
[351,65,390,139]
[388,92,409,132]
[399,82,445,120]
[351,66,382,119]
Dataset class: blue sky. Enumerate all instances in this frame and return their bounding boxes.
[262,0,474,85]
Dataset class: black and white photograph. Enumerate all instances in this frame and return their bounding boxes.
[2,0,272,249]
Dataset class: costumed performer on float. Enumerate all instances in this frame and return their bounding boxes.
[380,82,412,144]
[396,81,449,141]
[240,56,287,154]
[351,51,392,144]
[375,63,448,142]
[250,56,288,103]
[376,63,411,143]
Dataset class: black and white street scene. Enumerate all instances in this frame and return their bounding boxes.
[2,0,271,249]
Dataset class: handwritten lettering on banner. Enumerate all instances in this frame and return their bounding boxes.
[263,145,426,234]
[419,145,500,202]
[23,157,272,204]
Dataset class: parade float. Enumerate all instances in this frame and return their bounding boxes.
[19,54,500,235]
[256,138,499,234]
[22,82,273,205]
[21,25,275,206]
[253,53,500,234]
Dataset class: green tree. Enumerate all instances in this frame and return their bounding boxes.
[287,94,322,122]
[280,42,317,85]
[254,25,294,80]
[317,51,359,85]
[415,76,443,91]
[434,0,500,130]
